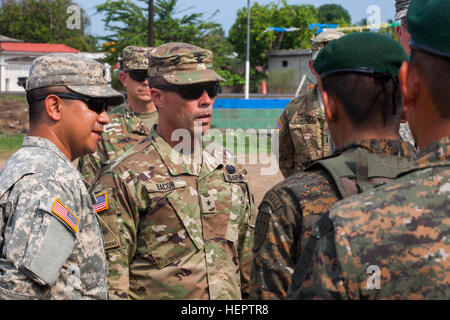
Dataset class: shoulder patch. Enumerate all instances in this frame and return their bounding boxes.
[93,192,108,213]
[252,203,272,252]
[262,191,283,211]
[275,116,283,131]
[51,199,79,233]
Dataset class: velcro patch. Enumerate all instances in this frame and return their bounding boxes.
[252,203,272,252]
[93,192,108,213]
[223,173,246,183]
[51,199,79,233]
[263,191,283,211]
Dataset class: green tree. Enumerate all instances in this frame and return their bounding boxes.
[0,0,97,51]
[317,4,351,26]
[96,0,233,73]
[228,1,318,88]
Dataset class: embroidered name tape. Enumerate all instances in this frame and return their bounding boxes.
[52,199,79,233]
[93,192,108,213]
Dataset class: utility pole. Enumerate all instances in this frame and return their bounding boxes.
[245,0,250,99]
[148,0,154,46]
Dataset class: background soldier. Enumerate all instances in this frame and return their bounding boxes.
[251,32,417,300]
[78,46,158,183]
[92,42,256,299]
[290,0,450,299]
[0,54,124,299]
[276,31,345,178]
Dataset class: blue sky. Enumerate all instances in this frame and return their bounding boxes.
[77,0,397,37]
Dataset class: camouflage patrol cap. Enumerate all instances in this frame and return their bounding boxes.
[148,42,225,85]
[407,0,450,58]
[395,0,410,21]
[121,46,151,70]
[311,31,346,51]
[27,54,124,106]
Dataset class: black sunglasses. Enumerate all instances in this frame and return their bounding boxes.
[33,92,110,114]
[126,70,149,83]
[154,82,220,100]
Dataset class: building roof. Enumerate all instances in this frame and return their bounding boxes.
[0,35,23,42]
[0,42,79,53]
[267,49,311,57]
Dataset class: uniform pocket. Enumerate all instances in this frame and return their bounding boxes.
[141,183,201,268]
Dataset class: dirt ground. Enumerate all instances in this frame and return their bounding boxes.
[0,94,29,135]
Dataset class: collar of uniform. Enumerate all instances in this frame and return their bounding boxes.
[399,135,450,175]
[123,102,150,136]
[149,126,203,176]
[336,138,418,160]
[22,136,73,165]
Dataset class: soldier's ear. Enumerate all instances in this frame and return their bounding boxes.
[399,61,419,112]
[150,88,163,109]
[321,90,337,123]
[119,71,128,87]
[44,94,63,121]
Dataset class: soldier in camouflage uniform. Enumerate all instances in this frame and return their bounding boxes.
[92,42,256,300]
[0,54,124,299]
[276,31,345,178]
[251,33,418,300]
[78,46,158,183]
[289,0,450,299]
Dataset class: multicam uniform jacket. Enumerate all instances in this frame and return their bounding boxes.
[250,139,417,300]
[290,136,450,299]
[0,137,108,299]
[78,102,153,183]
[93,127,256,300]
[277,89,330,178]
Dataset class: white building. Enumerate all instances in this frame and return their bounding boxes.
[0,36,111,92]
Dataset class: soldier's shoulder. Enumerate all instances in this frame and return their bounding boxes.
[284,95,310,117]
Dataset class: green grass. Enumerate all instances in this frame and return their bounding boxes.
[0,94,27,104]
[0,133,24,151]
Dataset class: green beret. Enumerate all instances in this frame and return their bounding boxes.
[313,32,409,79]
[407,0,450,58]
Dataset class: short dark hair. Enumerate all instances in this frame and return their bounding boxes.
[322,73,403,130]
[26,86,72,125]
[149,76,170,88]
[410,48,450,119]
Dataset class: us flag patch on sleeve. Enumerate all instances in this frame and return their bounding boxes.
[93,192,108,213]
[52,199,79,233]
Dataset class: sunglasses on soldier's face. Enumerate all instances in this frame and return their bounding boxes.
[154,82,220,100]
[33,93,110,114]
[126,70,149,83]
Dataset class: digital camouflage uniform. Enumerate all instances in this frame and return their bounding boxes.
[276,31,345,178]
[291,136,450,299]
[92,43,253,300]
[290,0,450,300]
[250,139,417,300]
[0,54,124,299]
[78,46,155,183]
[277,90,330,178]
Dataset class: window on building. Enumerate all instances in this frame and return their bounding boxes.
[282,60,288,67]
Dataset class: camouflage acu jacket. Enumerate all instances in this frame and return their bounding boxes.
[250,139,417,300]
[0,137,108,300]
[78,102,153,183]
[92,127,256,300]
[277,89,330,178]
[291,135,450,299]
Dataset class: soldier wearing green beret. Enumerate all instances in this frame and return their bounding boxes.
[78,46,158,184]
[276,31,345,179]
[0,54,124,299]
[91,42,256,299]
[288,0,450,300]
[251,32,417,300]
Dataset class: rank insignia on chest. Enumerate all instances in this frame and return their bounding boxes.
[52,199,79,233]
[200,194,216,214]
[93,192,108,213]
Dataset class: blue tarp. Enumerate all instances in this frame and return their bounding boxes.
[214,99,290,110]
